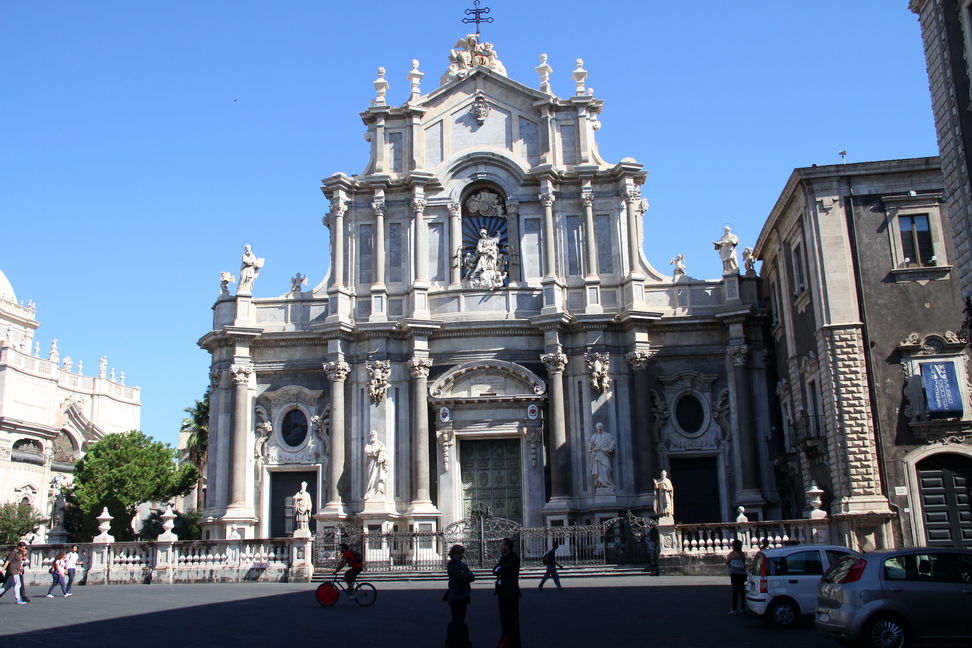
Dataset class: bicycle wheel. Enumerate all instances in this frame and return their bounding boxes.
[353,583,377,607]
[316,582,340,607]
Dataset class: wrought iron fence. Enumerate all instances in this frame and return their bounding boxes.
[313,512,658,572]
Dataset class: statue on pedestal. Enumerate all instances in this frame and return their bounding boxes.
[293,481,312,534]
[364,431,389,500]
[238,245,265,293]
[654,470,674,518]
[713,226,739,273]
[588,423,616,489]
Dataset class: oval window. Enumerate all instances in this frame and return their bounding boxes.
[281,409,308,448]
[675,394,705,435]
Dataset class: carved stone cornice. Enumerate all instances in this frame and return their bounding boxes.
[230,364,252,385]
[726,344,751,366]
[581,192,594,207]
[539,192,556,208]
[541,352,567,374]
[625,350,656,370]
[408,357,433,379]
[371,199,386,217]
[323,361,350,382]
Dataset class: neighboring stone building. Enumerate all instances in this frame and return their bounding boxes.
[910,1,972,297]
[200,36,780,540]
[754,157,972,550]
[0,268,141,542]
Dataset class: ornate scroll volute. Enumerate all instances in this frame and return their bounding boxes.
[323,361,350,382]
[726,344,751,366]
[230,364,252,385]
[408,357,433,379]
[626,349,656,371]
[541,352,567,375]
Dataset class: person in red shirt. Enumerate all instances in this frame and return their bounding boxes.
[334,542,363,597]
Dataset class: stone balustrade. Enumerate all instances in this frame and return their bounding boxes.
[6,537,313,586]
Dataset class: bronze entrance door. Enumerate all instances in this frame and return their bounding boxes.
[459,438,523,524]
[917,453,972,549]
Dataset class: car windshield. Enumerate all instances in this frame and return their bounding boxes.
[821,554,858,584]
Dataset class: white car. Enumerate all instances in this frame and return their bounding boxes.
[746,544,856,628]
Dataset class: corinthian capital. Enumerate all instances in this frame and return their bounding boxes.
[371,199,386,217]
[329,197,347,218]
[507,200,519,217]
[323,360,351,382]
[411,198,427,215]
[230,364,252,385]
[726,344,751,366]
[448,202,462,218]
[408,357,433,379]
[626,350,656,370]
[541,352,568,374]
[539,192,556,208]
[581,192,594,207]
[622,187,642,204]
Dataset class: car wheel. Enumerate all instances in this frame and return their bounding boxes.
[766,598,798,628]
[862,615,908,648]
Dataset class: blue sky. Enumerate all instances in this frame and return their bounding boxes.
[0,1,937,448]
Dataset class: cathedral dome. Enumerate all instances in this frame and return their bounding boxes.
[0,268,15,302]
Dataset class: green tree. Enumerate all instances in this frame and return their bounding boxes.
[181,390,209,510]
[139,507,202,541]
[0,501,44,545]
[66,430,198,542]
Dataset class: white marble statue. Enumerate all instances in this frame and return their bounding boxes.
[713,226,739,274]
[238,244,265,293]
[220,271,236,296]
[290,273,308,293]
[588,423,616,489]
[364,431,389,499]
[465,228,505,288]
[441,34,506,85]
[63,356,72,372]
[293,481,312,533]
[51,493,66,529]
[743,247,756,276]
[99,356,107,378]
[654,470,674,518]
[49,339,59,363]
[670,253,686,278]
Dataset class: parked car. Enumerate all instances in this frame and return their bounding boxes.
[746,544,856,628]
[815,547,972,648]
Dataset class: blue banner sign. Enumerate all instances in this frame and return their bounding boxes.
[922,362,964,419]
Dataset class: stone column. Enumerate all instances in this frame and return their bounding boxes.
[626,350,657,497]
[328,196,347,287]
[540,192,557,278]
[448,201,462,286]
[323,360,350,514]
[623,188,642,276]
[205,368,222,512]
[413,198,428,283]
[229,363,253,507]
[373,199,386,285]
[408,357,434,508]
[582,192,597,276]
[727,344,761,493]
[541,352,570,500]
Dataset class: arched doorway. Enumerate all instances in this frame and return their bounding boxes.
[916,453,972,549]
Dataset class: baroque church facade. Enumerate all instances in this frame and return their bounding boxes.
[200,36,778,539]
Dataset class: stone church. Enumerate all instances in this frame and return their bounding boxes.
[199,35,777,539]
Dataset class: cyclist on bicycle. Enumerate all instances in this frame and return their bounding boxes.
[334,542,363,598]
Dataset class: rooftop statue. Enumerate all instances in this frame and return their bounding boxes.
[441,33,506,85]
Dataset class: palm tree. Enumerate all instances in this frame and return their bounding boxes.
[181,390,210,511]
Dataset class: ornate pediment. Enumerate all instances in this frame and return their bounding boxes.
[262,385,324,414]
[429,360,546,404]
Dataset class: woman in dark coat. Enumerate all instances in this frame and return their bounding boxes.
[493,537,521,648]
[446,544,475,647]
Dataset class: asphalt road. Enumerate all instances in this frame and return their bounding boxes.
[0,575,836,648]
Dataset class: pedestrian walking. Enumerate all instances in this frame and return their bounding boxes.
[445,544,475,648]
[537,541,565,592]
[493,537,521,648]
[46,551,68,597]
[726,539,747,615]
[0,541,28,604]
[64,545,78,596]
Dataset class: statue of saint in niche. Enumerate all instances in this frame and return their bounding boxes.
[461,190,510,290]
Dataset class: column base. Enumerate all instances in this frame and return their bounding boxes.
[362,498,397,515]
[292,528,312,539]
[593,487,618,507]
[318,501,349,521]
[406,500,441,517]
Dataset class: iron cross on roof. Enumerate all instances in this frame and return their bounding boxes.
[462,0,493,35]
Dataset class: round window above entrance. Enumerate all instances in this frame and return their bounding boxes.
[674,394,706,437]
[281,409,308,448]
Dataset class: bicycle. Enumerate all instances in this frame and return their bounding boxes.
[315,573,377,607]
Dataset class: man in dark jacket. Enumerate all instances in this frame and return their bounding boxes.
[0,541,28,604]
[493,537,521,647]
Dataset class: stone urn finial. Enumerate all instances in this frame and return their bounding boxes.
[158,505,179,541]
[94,506,114,543]
[807,481,827,519]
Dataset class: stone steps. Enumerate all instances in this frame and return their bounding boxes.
[312,564,656,583]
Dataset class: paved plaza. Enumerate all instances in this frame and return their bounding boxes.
[0,575,834,647]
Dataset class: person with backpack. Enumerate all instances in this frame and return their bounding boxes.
[537,541,565,592]
[725,539,747,615]
[334,542,363,598]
